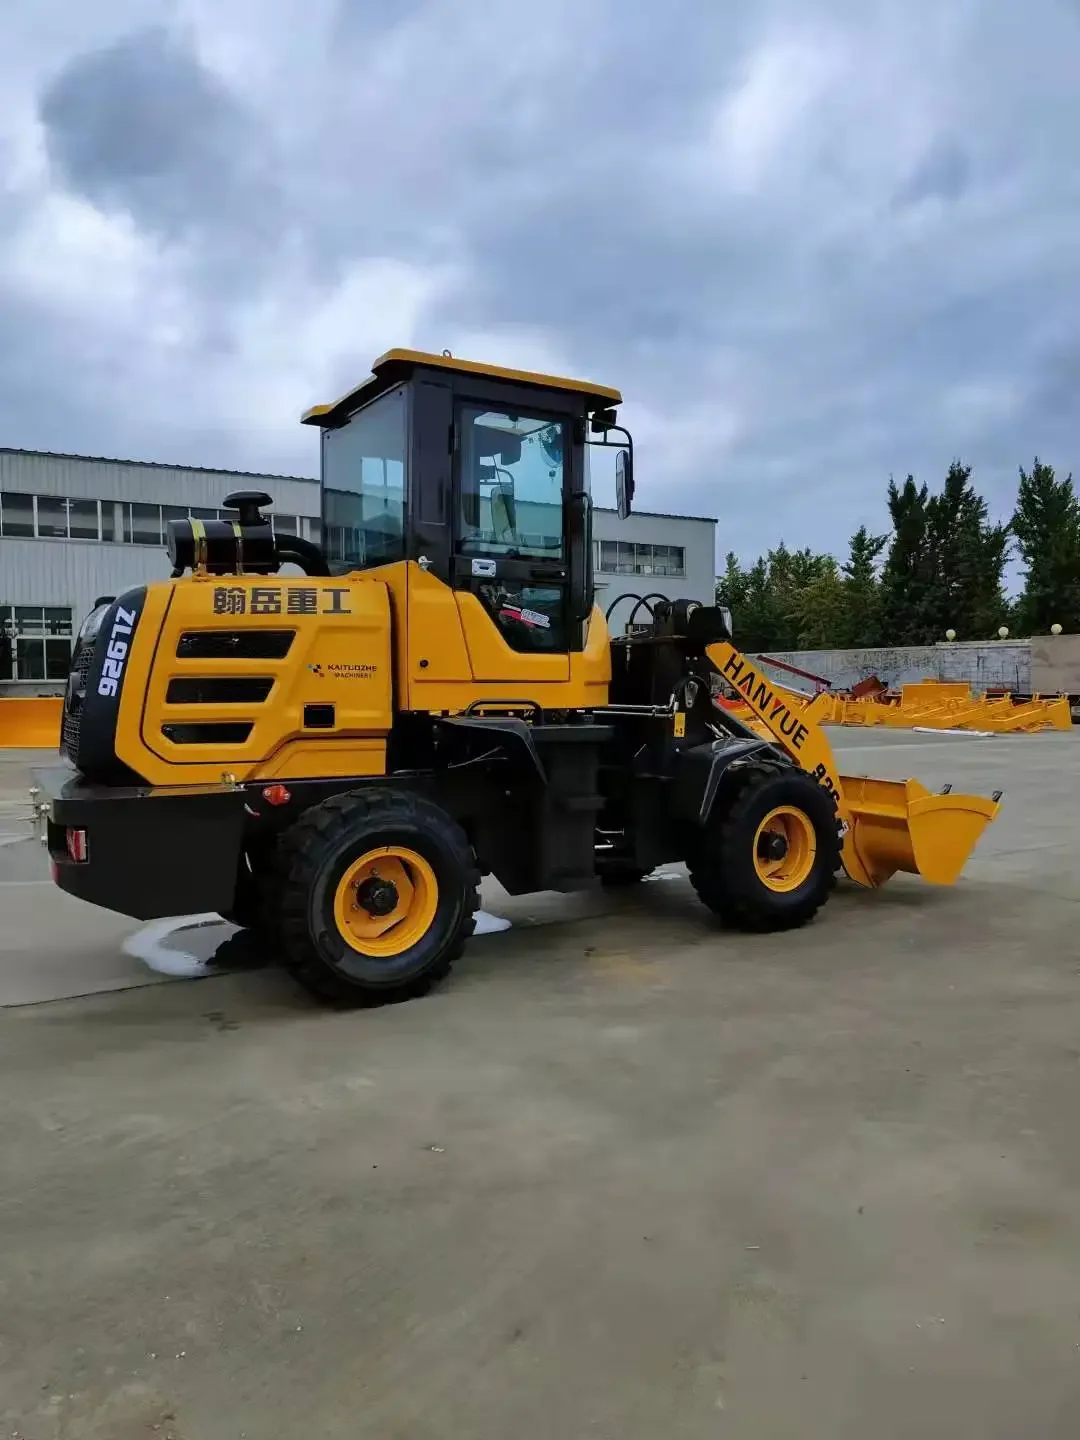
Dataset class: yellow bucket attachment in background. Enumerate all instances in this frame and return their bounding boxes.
[820,677,1072,733]
[730,659,1074,735]
[899,681,971,705]
[0,697,63,749]
[838,775,1002,888]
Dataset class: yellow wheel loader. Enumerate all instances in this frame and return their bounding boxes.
[33,349,1002,1006]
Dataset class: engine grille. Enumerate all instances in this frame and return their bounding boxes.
[177,630,294,660]
[166,676,274,705]
[61,638,94,763]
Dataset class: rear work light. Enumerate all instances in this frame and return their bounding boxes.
[66,827,89,864]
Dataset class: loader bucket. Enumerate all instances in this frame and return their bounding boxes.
[838,775,1001,888]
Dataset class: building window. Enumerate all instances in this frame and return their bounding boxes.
[0,492,34,537]
[162,504,188,533]
[69,499,101,540]
[36,496,70,538]
[0,605,74,682]
[129,503,162,546]
[597,540,685,577]
[0,491,318,547]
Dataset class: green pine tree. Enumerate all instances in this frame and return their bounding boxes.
[1011,458,1080,635]
[879,476,936,643]
[924,461,1009,639]
[839,525,887,646]
[715,552,748,620]
[790,555,847,648]
[741,555,776,651]
[716,552,775,651]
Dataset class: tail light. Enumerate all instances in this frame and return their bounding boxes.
[66,828,89,864]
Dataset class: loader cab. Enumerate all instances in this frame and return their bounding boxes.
[302,348,630,656]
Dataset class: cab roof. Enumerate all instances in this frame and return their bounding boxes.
[301,347,622,428]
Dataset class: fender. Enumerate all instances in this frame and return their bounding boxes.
[669,737,782,826]
[435,716,547,786]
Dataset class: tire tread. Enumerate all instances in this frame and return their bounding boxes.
[688,761,842,933]
[276,789,480,1007]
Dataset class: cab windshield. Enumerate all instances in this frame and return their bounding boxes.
[321,385,406,573]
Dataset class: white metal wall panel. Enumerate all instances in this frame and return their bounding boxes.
[0,537,165,618]
[0,449,319,516]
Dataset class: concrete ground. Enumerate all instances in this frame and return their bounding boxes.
[2,731,1080,1437]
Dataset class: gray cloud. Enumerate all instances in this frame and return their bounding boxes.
[39,25,277,243]
[892,142,973,209]
[3,0,1080,566]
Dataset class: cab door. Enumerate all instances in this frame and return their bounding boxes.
[451,398,576,682]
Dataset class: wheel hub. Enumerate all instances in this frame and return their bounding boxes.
[332,845,440,959]
[751,804,817,893]
[355,874,399,916]
[758,832,789,862]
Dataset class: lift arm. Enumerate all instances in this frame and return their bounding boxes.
[704,641,1002,889]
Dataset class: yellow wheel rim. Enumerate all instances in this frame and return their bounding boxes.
[333,846,439,957]
[752,806,817,892]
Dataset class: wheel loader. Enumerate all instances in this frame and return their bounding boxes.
[33,348,1002,1006]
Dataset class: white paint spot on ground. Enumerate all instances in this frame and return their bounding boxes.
[124,908,512,981]
[473,911,512,935]
[912,727,993,738]
[121,914,226,978]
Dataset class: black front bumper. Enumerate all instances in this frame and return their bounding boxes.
[32,765,247,921]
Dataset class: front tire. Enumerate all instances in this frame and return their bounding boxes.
[277,789,479,1007]
[688,765,841,932]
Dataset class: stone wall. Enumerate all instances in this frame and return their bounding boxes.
[1029,635,1080,695]
[753,641,1032,693]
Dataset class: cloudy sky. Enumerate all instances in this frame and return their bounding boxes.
[2,0,1079,564]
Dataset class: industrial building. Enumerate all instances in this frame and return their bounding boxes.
[0,447,717,693]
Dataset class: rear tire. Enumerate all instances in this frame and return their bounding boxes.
[277,789,479,1008]
[688,764,841,932]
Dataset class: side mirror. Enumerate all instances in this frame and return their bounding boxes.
[615,449,634,520]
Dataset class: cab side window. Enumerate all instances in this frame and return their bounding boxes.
[458,408,565,561]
